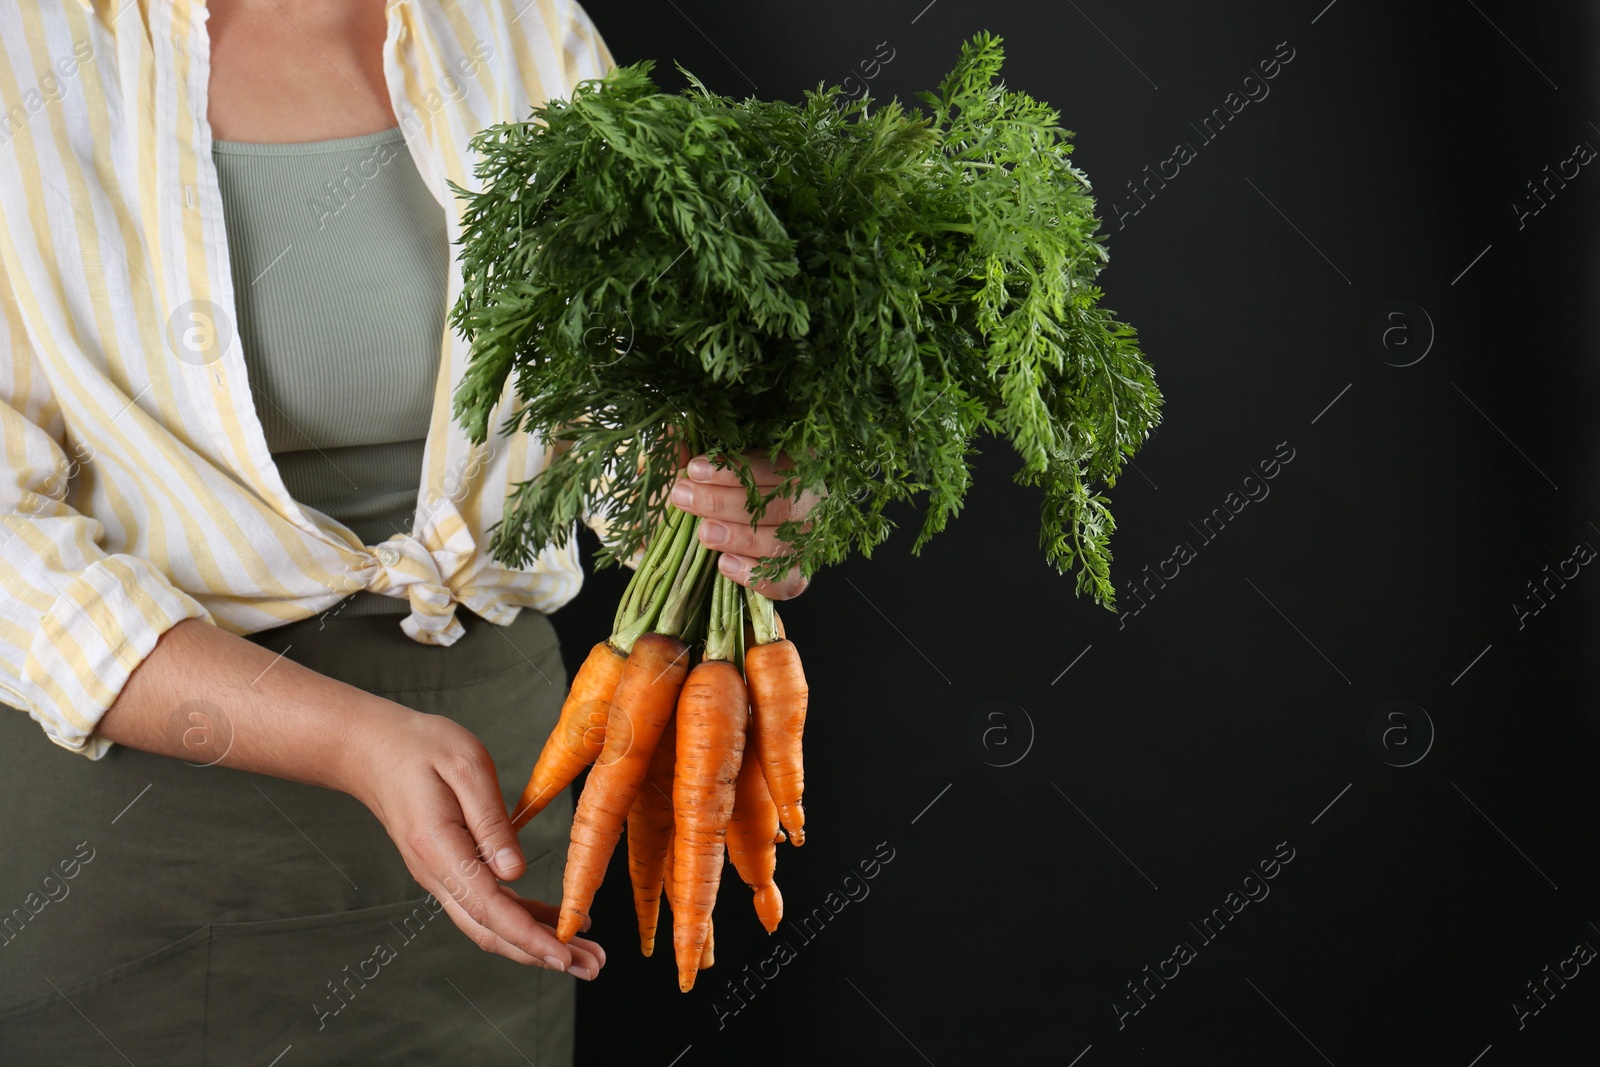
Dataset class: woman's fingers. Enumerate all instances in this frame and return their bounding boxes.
[684,449,796,487]
[437,745,527,882]
[717,552,810,600]
[500,884,595,937]
[501,886,565,930]
[411,818,588,972]
[492,886,606,978]
[696,517,797,560]
[671,477,821,527]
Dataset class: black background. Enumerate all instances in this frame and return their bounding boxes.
[549,2,1600,1064]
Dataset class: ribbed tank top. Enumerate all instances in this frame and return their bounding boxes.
[211,126,448,618]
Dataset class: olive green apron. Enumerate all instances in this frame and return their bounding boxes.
[0,605,576,1065]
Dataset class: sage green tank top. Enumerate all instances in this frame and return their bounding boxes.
[212,126,447,618]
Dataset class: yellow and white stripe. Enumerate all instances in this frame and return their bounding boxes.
[0,0,617,757]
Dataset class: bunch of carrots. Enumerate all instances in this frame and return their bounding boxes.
[453,34,1165,993]
[508,502,806,992]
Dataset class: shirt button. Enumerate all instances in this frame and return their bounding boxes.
[377,547,400,566]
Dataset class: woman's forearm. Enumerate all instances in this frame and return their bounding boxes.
[97,617,401,791]
[97,616,609,977]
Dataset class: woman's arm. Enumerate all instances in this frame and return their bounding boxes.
[97,617,607,980]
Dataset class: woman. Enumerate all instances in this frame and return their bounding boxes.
[0,1,812,1062]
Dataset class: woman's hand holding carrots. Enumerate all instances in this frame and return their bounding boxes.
[669,450,824,601]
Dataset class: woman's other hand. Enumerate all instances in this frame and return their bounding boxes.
[343,707,608,979]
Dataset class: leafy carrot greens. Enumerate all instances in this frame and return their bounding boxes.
[448,32,1161,608]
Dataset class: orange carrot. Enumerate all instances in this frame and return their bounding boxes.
[726,722,784,933]
[558,632,689,942]
[671,659,748,992]
[745,638,808,845]
[511,641,626,831]
[663,827,678,917]
[626,715,678,956]
[663,828,718,971]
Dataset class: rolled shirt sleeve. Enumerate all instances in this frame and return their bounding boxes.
[0,304,213,759]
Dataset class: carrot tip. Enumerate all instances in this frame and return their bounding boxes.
[556,912,585,943]
[754,884,783,934]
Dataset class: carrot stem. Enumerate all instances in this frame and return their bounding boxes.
[613,504,683,635]
[655,521,713,640]
[705,571,742,663]
[745,584,778,646]
[614,505,699,652]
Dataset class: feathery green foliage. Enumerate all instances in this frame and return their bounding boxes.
[448,33,1162,609]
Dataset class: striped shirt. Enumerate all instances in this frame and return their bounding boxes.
[0,0,619,758]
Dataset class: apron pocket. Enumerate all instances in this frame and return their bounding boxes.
[0,923,210,1066]
[203,885,573,1066]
